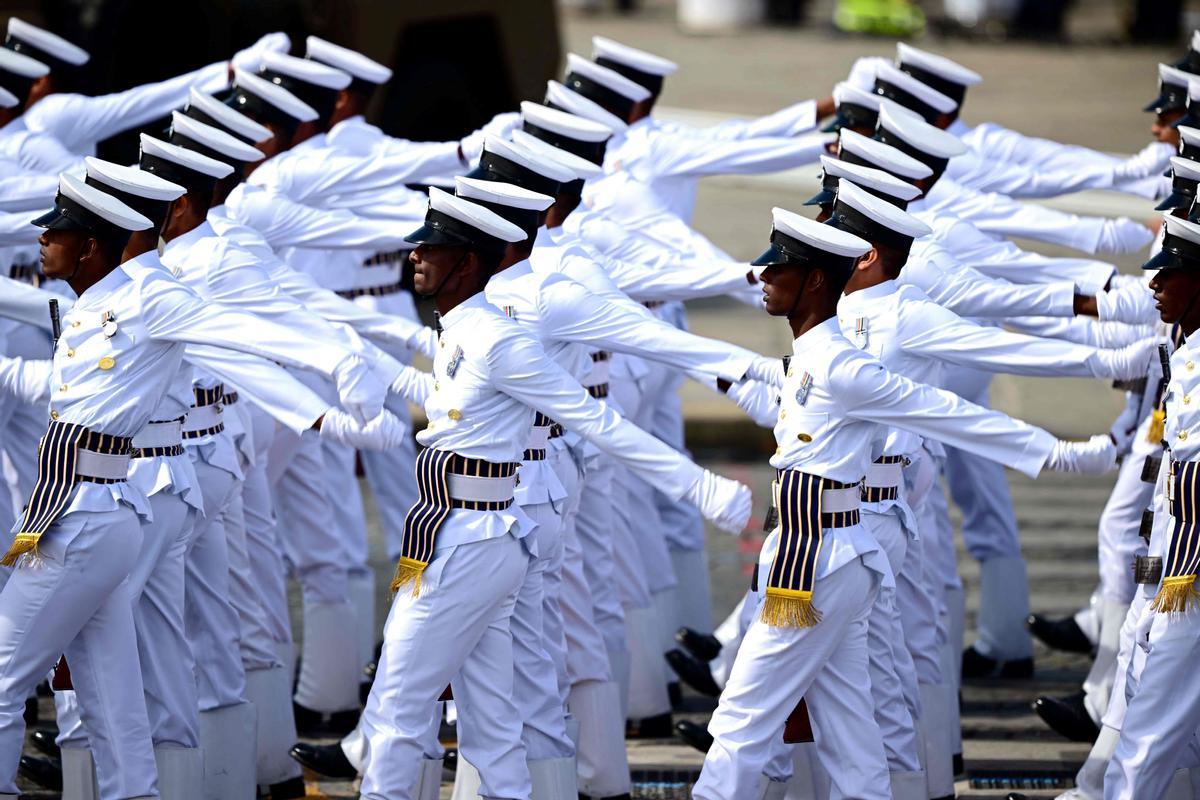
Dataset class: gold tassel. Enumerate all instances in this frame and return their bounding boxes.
[760,593,822,629]
[1,533,39,567]
[389,556,428,596]
[1151,575,1200,613]
[1148,409,1166,444]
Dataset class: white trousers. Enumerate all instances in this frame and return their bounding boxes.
[0,506,156,799]
[359,535,530,800]
[694,557,888,800]
[185,458,245,710]
[1105,600,1200,800]
[57,490,200,750]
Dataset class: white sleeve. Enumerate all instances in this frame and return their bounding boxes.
[25,62,228,152]
[489,330,704,499]
[703,99,817,140]
[643,129,827,179]
[183,346,330,433]
[0,277,73,330]
[901,252,1076,318]
[836,352,1057,477]
[231,187,421,250]
[0,356,50,405]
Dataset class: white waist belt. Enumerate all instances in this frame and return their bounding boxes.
[864,462,903,489]
[821,487,861,514]
[448,473,518,504]
[183,404,223,433]
[76,449,131,481]
[584,358,610,387]
[527,425,551,451]
[132,419,183,449]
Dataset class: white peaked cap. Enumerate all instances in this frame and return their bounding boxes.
[187,87,271,143]
[835,179,932,239]
[8,18,88,66]
[0,85,16,108]
[1193,30,1200,52]
[565,53,651,102]
[896,43,981,87]
[305,36,392,84]
[820,154,920,202]
[84,157,185,201]
[1187,75,1200,103]
[1171,155,1200,181]
[833,81,882,110]
[773,208,871,257]
[170,111,264,163]
[233,67,318,122]
[1162,63,1194,88]
[454,176,554,211]
[58,173,150,230]
[520,101,611,142]
[428,187,525,243]
[1179,125,1200,147]
[1164,212,1200,244]
[876,62,958,114]
[877,103,967,158]
[0,46,47,79]
[140,134,233,179]
[544,79,627,133]
[261,50,350,90]
[591,36,677,76]
[485,133,575,183]
[511,128,602,180]
[839,129,932,180]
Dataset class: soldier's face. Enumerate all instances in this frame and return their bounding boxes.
[1150,267,1200,324]
[758,264,809,316]
[38,227,89,281]
[410,244,469,297]
[1152,110,1185,146]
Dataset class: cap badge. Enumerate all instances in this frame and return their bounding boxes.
[794,372,813,406]
[445,345,465,379]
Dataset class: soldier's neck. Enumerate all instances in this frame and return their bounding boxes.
[788,307,835,340]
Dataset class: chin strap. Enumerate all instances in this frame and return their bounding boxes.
[420,252,468,300]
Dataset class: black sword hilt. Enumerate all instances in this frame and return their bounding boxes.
[48,299,61,345]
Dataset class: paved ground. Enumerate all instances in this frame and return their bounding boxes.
[13,4,1175,797]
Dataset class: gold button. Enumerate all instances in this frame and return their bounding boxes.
[98,356,115,371]
[50,410,59,420]
[1186,395,1192,405]
[1189,361,1195,371]
[780,409,786,419]
[1180,430,1189,441]
[434,382,440,392]
[448,409,463,421]
[774,446,781,455]
[71,320,80,328]
[787,368,794,378]
[797,433,813,443]
[59,384,67,392]
[66,349,75,358]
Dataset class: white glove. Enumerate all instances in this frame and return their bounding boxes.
[1096,218,1156,256]
[231,32,291,72]
[459,112,521,163]
[414,327,439,360]
[1108,392,1142,457]
[845,56,889,93]
[332,354,386,426]
[319,408,409,450]
[1047,435,1117,474]
[1089,338,1156,381]
[684,470,752,534]
[746,356,785,387]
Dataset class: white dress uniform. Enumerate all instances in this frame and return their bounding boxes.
[695,208,1091,800]
[1105,215,1200,800]
[359,189,750,800]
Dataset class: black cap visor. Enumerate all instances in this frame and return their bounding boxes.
[821,102,878,134]
[1143,229,1200,270]
[32,193,129,241]
[1156,188,1196,211]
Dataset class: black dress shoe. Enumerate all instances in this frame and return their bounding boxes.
[268,775,307,799]
[17,755,62,790]
[292,702,323,736]
[30,728,60,759]
[442,748,457,773]
[665,649,721,697]
[288,742,357,779]
[952,752,964,777]
[626,712,672,739]
[667,680,683,709]
[1034,692,1100,742]
[327,709,359,736]
[1028,613,1094,654]
[22,696,36,726]
[674,719,713,753]
[961,646,1034,679]
[675,627,721,662]
[292,702,360,737]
